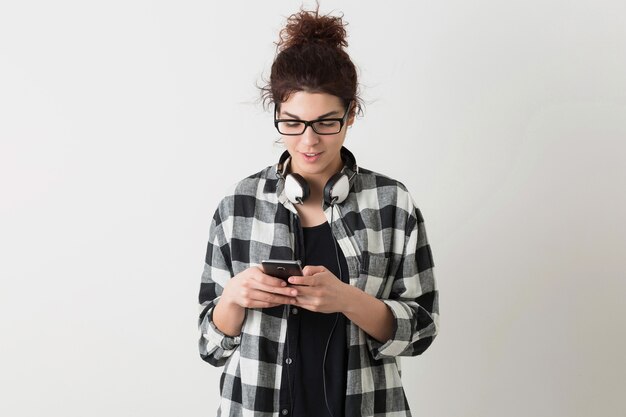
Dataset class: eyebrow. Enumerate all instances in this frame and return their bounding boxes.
[281,109,342,119]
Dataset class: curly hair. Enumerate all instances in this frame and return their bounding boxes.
[260,4,363,118]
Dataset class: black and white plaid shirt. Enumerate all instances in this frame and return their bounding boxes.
[198,148,440,417]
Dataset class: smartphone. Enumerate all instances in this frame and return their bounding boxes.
[262,259,303,282]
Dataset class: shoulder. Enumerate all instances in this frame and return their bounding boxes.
[213,165,279,221]
[352,167,415,215]
[227,165,277,197]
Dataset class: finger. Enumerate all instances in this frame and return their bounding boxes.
[287,275,314,286]
[254,270,290,288]
[248,278,298,297]
[263,283,299,297]
[246,301,283,309]
[248,289,296,306]
[292,290,321,304]
[302,265,326,276]
[292,300,321,312]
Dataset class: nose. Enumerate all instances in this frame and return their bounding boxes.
[300,124,320,146]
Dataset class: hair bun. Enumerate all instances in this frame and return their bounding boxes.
[278,8,348,51]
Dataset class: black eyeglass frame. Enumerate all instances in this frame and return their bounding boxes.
[273,101,352,136]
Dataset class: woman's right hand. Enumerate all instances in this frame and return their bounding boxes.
[213,266,298,337]
[222,266,298,309]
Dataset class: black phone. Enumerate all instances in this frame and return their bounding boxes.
[261,259,303,281]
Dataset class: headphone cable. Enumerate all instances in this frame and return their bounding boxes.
[285,305,294,415]
[322,203,342,417]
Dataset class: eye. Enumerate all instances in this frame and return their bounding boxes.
[318,121,339,127]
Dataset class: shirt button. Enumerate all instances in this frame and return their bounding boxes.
[281,409,289,415]
[291,307,298,314]
[285,357,292,365]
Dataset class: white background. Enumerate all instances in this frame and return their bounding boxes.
[1,1,625,416]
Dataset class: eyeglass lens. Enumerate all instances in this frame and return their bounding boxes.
[277,120,342,135]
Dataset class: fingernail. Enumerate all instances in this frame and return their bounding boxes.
[281,281,287,286]
[291,290,297,296]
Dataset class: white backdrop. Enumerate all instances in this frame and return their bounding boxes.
[1,1,625,416]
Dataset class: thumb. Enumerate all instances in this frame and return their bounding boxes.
[302,265,326,276]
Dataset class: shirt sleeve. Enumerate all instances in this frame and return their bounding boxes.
[366,204,440,360]
[198,206,241,367]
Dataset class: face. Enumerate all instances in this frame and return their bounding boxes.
[276,91,354,181]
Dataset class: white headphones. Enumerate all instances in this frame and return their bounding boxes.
[276,147,358,206]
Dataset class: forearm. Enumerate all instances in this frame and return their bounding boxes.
[212,296,246,337]
[341,283,394,343]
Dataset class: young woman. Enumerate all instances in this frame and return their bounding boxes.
[198,7,439,417]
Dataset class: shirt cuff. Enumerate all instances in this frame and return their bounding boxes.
[367,300,413,358]
[206,304,241,351]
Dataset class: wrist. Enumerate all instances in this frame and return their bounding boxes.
[213,294,245,337]
[220,291,244,313]
[341,283,360,315]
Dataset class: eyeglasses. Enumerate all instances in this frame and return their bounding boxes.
[274,102,351,135]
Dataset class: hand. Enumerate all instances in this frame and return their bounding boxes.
[288,265,349,313]
[222,266,298,309]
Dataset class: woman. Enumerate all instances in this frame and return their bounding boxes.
[198,6,439,417]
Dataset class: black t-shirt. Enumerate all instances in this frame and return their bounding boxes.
[279,221,350,417]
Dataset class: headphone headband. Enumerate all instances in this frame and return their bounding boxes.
[276,146,358,177]
[276,147,358,205]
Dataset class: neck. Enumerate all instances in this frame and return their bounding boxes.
[289,155,344,205]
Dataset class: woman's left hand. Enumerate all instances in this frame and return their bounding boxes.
[287,265,349,313]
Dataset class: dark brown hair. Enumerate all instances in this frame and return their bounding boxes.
[260,4,363,118]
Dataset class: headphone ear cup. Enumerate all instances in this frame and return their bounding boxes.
[285,173,310,204]
[324,173,350,205]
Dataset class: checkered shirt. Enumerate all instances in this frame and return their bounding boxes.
[198,150,440,417]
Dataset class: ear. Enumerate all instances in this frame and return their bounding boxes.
[346,100,357,127]
[346,111,356,127]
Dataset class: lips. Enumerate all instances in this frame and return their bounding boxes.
[300,151,323,163]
